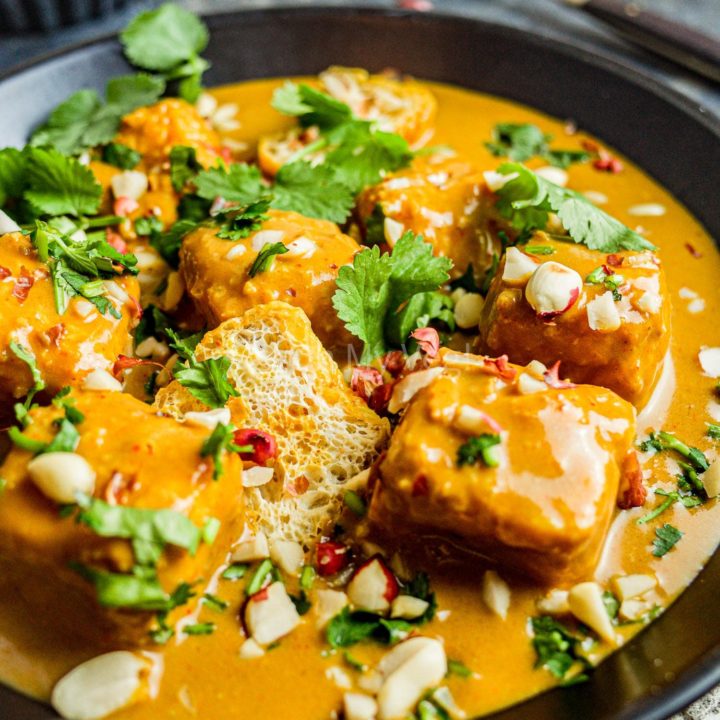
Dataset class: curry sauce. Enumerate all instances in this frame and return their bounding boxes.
[0,74,719,720]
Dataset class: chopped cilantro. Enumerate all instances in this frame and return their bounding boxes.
[215,200,271,241]
[172,342,240,409]
[652,523,683,557]
[485,122,590,168]
[640,431,709,473]
[0,147,28,207]
[385,290,454,348]
[200,422,249,480]
[493,163,656,253]
[707,423,720,440]
[150,218,198,268]
[202,593,229,612]
[300,565,316,591]
[9,341,45,410]
[201,516,221,544]
[134,215,163,237]
[72,565,177,610]
[289,590,312,615]
[332,231,452,363]
[102,143,141,170]
[530,615,590,681]
[169,145,203,192]
[195,163,264,204]
[602,591,620,620]
[248,241,289,278]
[585,265,623,301]
[447,659,473,678]
[183,622,216,636]
[457,434,502,468]
[342,651,367,672]
[344,490,367,517]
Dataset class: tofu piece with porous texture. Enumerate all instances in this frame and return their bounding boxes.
[478,234,670,407]
[154,301,391,544]
[180,210,360,353]
[369,350,637,584]
[356,153,500,278]
[0,232,139,417]
[258,66,437,176]
[0,391,245,647]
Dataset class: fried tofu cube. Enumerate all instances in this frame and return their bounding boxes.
[355,153,500,278]
[258,66,437,176]
[155,301,390,544]
[179,209,360,352]
[368,350,637,585]
[0,390,244,647]
[478,235,670,407]
[0,232,139,414]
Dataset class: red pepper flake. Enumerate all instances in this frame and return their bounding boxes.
[483,355,517,381]
[412,474,429,497]
[286,475,309,497]
[543,360,576,389]
[112,354,163,377]
[606,254,624,267]
[0,265,10,280]
[381,350,406,378]
[316,541,349,577]
[351,366,384,402]
[617,451,646,509]
[218,146,233,164]
[685,243,702,259]
[46,323,66,347]
[411,327,439,358]
[106,228,128,254]
[593,154,623,173]
[233,429,278,466]
[12,269,33,303]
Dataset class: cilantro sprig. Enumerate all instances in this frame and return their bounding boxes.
[271,81,413,194]
[531,616,590,683]
[493,163,656,253]
[200,422,252,481]
[120,3,210,103]
[332,231,453,363]
[485,123,590,169]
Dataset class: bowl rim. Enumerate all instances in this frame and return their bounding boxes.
[0,5,719,720]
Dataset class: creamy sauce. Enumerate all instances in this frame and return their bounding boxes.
[1,78,719,719]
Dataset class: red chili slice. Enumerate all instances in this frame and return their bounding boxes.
[106,229,129,255]
[483,355,517,381]
[0,265,10,280]
[112,355,163,377]
[618,451,647,509]
[316,541,349,577]
[233,429,278,466]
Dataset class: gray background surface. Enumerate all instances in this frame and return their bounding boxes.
[0,0,719,718]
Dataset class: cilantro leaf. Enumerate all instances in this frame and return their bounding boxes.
[195,163,265,203]
[652,523,683,557]
[486,123,589,168]
[102,142,141,170]
[457,434,502,468]
[150,218,198,268]
[531,616,590,681]
[272,82,353,129]
[271,162,354,223]
[200,422,249,481]
[248,242,289,277]
[76,493,202,566]
[24,148,101,217]
[169,145,202,192]
[0,147,28,207]
[121,3,209,73]
[333,232,452,363]
[215,200,270,241]
[72,565,174,610]
[30,75,165,155]
[385,291,454,348]
[9,341,45,403]
[174,355,240,409]
[494,163,655,253]
[640,430,709,472]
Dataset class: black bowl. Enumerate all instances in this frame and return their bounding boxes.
[1,7,719,720]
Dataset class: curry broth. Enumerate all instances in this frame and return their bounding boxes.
[1,78,719,719]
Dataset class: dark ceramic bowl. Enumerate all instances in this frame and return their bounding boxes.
[1,6,719,720]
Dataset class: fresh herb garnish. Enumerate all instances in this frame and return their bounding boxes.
[332,231,452,362]
[202,593,229,612]
[215,200,271,241]
[326,607,418,648]
[457,434,502,468]
[640,431,709,473]
[300,565,316,591]
[248,241,289,277]
[120,3,210,103]
[447,659,473,678]
[585,265,623,301]
[183,622,216,635]
[652,523,683,557]
[289,590,312,615]
[222,563,248,580]
[9,341,45,414]
[530,615,590,682]
[246,559,277,596]
[150,218,198,268]
[29,74,165,156]
[102,142,142,170]
[493,163,656,253]
[485,123,590,169]
[200,422,250,481]
[169,145,203,192]
[344,490,367,517]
